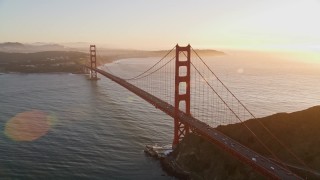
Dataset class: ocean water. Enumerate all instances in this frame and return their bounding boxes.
[0,73,174,179]
[0,52,319,179]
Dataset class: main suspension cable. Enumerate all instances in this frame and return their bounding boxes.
[190,61,290,170]
[123,45,176,80]
[128,55,176,81]
[191,47,312,171]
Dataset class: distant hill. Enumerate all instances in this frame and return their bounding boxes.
[172,106,320,179]
[0,42,25,48]
[0,42,225,57]
[0,42,65,53]
[0,51,86,73]
[0,42,225,73]
[191,49,225,56]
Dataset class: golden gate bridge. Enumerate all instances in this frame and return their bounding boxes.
[83,44,311,179]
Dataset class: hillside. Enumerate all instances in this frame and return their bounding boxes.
[0,51,86,73]
[0,42,225,57]
[170,106,320,179]
[0,43,225,73]
[0,42,66,53]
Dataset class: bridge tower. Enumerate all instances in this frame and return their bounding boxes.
[173,44,191,148]
[89,45,99,80]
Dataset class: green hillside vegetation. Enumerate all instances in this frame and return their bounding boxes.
[172,106,320,179]
[0,51,87,73]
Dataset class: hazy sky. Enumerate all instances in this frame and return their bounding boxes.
[1,0,320,50]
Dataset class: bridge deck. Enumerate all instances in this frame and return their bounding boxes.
[87,66,302,180]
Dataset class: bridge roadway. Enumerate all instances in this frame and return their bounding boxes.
[87,66,302,180]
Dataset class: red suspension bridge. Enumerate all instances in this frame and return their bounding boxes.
[84,44,308,179]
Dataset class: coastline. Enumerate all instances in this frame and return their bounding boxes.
[0,49,224,74]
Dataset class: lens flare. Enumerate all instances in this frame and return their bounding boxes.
[4,110,54,142]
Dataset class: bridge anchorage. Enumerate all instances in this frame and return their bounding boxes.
[84,44,307,180]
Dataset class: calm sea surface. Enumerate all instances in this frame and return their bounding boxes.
[1,52,319,179]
